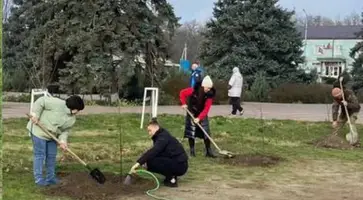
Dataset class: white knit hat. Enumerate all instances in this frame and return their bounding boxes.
[201,76,213,88]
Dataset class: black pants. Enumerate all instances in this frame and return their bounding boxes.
[147,157,188,179]
[230,97,243,115]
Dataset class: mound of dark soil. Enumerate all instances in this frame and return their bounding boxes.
[218,154,283,167]
[43,172,155,200]
[311,134,353,150]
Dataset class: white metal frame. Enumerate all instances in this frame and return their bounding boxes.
[30,88,52,114]
[140,87,159,129]
[29,88,52,136]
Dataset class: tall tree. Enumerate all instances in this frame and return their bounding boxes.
[350,11,363,92]
[169,20,205,62]
[199,0,308,86]
[344,12,362,26]
[3,0,179,94]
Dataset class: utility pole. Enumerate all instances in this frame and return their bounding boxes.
[303,9,308,60]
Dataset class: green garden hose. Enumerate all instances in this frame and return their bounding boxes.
[135,169,171,200]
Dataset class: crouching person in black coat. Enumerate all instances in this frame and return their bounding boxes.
[129,119,189,187]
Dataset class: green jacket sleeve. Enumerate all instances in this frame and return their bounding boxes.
[58,127,71,143]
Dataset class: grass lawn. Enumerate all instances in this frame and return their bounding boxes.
[3,113,363,200]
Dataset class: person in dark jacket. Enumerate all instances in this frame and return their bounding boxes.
[180,75,217,158]
[190,61,203,88]
[129,119,188,187]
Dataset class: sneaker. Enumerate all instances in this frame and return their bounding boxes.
[46,178,60,185]
[239,109,244,116]
[164,177,178,188]
[35,180,48,187]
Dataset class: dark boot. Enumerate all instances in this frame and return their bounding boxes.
[188,138,196,157]
[204,139,217,158]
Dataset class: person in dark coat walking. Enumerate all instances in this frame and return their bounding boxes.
[129,119,188,187]
[179,75,217,158]
[190,61,203,88]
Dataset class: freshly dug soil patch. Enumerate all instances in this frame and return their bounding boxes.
[311,134,353,150]
[44,172,155,200]
[218,154,283,167]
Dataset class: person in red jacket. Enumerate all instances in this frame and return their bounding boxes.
[179,75,217,158]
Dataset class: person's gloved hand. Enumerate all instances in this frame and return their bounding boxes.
[341,100,348,106]
[194,118,200,124]
[129,163,140,174]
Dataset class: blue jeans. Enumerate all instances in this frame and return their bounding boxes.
[31,134,58,186]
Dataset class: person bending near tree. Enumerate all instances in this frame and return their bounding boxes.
[27,95,85,186]
[129,119,189,187]
[179,75,217,158]
[331,87,361,147]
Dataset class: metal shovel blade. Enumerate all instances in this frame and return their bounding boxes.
[123,174,132,185]
[90,168,106,184]
[219,150,235,158]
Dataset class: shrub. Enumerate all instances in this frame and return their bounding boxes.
[3,94,32,102]
[83,99,140,107]
[160,72,190,105]
[269,83,332,104]
[355,88,363,103]
[161,73,230,105]
[242,90,255,102]
[250,71,270,102]
[321,77,337,85]
[158,91,178,105]
[212,79,229,105]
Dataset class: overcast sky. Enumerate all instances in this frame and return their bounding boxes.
[168,0,363,23]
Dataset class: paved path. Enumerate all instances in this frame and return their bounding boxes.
[4,101,363,124]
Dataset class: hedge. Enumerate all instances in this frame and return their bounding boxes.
[268,83,333,104]
[161,76,337,104]
[5,75,361,105]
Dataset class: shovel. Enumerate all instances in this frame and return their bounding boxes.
[339,78,357,145]
[26,114,106,184]
[184,108,235,158]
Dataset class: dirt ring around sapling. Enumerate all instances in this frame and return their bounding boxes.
[218,154,284,167]
[310,134,354,150]
[43,172,156,200]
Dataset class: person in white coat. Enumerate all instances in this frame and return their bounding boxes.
[228,67,244,116]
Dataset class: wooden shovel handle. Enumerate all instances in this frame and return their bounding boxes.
[338,79,353,132]
[184,108,222,152]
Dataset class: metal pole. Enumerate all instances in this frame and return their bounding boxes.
[185,43,187,60]
[155,88,159,118]
[303,9,308,60]
[140,88,147,129]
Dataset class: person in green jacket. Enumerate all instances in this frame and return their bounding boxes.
[27,95,84,186]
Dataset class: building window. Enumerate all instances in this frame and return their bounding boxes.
[323,61,343,77]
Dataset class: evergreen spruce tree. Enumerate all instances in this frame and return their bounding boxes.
[3,0,179,94]
[199,0,308,86]
[350,11,363,92]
